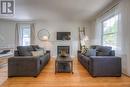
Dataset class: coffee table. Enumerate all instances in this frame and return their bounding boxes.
[55,56,73,74]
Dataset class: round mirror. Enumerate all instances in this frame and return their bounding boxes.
[37,29,50,41]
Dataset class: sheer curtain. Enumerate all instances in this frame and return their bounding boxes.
[92,0,130,76]
[15,23,35,47]
[93,18,102,45]
[30,23,35,45]
[15,23,21,48]
[117,0,130,76]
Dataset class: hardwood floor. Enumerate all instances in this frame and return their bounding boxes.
[1,58,130,87]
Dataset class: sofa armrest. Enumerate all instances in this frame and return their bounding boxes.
[77,50,82,59]
[8,56,40,64]
[14,51,19,56]
[8,56,40,76]
[89,56,121,76]
[46,50,50,58]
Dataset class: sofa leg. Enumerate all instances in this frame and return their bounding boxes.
[92,76,97,78]
[8,76,13,78]
[34,76,37,78]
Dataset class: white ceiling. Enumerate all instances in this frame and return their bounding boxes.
[0,0,113,22]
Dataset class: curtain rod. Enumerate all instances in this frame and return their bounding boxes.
[100,1,120,16]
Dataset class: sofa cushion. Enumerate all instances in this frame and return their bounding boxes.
[36,48,46,54]
[17,46,33,56]
[81,47,88,55]
[96,46,112,56]
[31,45,40,51]
[90,45,100,49]
[85,48,96,57]
[96,52,104,56]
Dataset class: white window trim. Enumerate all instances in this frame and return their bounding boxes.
[101,14,119,47]
[19,24,31,46]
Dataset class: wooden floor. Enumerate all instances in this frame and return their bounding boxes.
[1,58,130,87]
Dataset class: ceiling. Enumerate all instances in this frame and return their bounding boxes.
[0,0,114,22]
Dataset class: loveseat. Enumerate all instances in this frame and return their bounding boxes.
[78,45,121,77]
[8,45,50,77]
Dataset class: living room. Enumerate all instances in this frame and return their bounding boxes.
[0,0,130,87]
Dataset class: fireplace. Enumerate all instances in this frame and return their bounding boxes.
[57,46,70,55]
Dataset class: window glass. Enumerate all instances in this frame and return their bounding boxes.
[20,25,31,46]
[102,15,118,49]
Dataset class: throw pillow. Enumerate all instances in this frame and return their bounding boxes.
[96,52,104,56]
[96,46,112,56]
[38,50,44,56]
[32,51,39,57]
[36,48,46,54]
[31,45,40,51]
[81,47,88,55]
[85,48,96,56]
[31,50,44,57]
[17,46,33,56]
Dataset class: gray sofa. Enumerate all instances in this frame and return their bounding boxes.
[8,45,50,77]
[78,45,121,77]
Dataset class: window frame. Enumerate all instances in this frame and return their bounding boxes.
[20,24,31,46]
[101,14,119,48]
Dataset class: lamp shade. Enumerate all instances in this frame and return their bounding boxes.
[43,36,48,41]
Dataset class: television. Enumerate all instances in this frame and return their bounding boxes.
[57,32,71,40]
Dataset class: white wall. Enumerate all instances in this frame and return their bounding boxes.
[35,21,81,57]
[0,20,89,58]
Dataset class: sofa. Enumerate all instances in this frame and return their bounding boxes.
[78,45,121,77]
[8,45,50,77]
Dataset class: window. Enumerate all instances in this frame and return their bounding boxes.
[20,24,31,46]
[102,15,119,49]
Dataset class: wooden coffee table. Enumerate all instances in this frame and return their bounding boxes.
[55,56,73,74]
